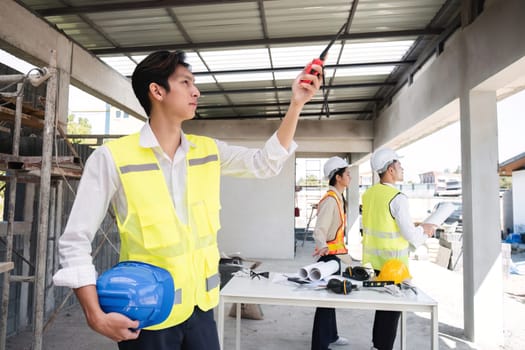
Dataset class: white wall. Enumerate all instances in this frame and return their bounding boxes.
[217,157,295,260]
[512,170,525,232]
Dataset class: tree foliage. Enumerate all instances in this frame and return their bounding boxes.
[67,114,92,143]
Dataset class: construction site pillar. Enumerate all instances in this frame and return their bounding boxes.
[459,90,503,348]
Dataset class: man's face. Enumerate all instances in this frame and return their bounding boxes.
[390,160,404,182]
[163,65,200,120]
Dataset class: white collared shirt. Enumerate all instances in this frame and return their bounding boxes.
[53,123,296,288]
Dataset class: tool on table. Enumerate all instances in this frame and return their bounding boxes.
[362,280,395,288]
[250,270,270,280]
[287,276,311,285]
[326,278,357,295]
[343,266,372,281]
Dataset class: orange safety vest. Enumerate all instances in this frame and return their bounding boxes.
[316,190,348,255]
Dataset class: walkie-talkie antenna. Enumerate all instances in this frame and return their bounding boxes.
[319,21,349,61]
[300,21,350,85]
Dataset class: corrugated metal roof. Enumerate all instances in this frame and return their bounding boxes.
[18,0,464,121]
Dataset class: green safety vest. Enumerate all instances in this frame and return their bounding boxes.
[106,133,221,330]
[361,184,409,270]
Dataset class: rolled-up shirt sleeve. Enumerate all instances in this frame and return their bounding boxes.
[52,147,118,288]
[218,132,297,178]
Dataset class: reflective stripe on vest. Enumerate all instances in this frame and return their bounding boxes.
[206,273,220,291]
[318,190,348,255]
[106,133,221,330]
[361,184,409,270]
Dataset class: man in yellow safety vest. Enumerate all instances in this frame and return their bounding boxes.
[53,50,322,350]
[361,147,436,350]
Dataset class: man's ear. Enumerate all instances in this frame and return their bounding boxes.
[149,82,164,102]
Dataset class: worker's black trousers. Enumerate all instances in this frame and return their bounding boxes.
[372,310,401,350]
[118,307,220,350]
[311,254,341,350]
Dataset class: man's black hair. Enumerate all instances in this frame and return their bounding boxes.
[131,50,190,117]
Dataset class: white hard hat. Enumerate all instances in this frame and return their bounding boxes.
[323,157,349,180]
[370,148,400,173]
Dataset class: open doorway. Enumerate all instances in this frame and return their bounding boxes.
[295,157,329,248]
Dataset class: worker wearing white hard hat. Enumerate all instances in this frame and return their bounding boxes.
[323,156,349,180]
[362,148,436,350]
[310,156,351,349]
[370,147,401,174]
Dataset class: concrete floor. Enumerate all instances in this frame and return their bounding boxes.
[6,240,525,350]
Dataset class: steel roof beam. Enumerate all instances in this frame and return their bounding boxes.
[191,61,415,77]
[199,82,395,95]
[91,29,442,55]
[198,98,382,109]
[36,0,257,16]
[195,110,372,120]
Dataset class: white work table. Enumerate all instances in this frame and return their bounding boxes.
[218,273,438,350]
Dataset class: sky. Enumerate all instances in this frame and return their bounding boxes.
[1,48,524,183]
[396,89,525,182]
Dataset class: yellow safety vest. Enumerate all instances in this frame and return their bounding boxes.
[317,190,348,255]
[106,133,221,330]
[361,184,409,270]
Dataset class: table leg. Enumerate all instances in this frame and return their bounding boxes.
[236,303,241,350]
[218,299,224,349]
[400,311,406,350]
[431,305,439,349]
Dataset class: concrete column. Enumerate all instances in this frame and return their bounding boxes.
[346,164,361,259]
[460,90,503,347]
[55,37,72,128]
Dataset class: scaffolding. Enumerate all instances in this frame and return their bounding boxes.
[296,158,326,245]
[0,50,83,350]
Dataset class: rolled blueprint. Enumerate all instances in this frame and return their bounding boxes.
[423,202,456,226]
[308,260,339,281]
[298,261,325,279]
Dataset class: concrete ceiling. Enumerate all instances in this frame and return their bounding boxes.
[14,0,466,122]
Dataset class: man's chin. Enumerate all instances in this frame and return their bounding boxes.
[182,113,196,121]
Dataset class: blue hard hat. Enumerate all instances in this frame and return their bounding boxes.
[96,261,175,329]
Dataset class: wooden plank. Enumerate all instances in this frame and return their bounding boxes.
[0,153,83,178]
[0,106,44,129]
[0,221,32,236]
[0,262,14,274]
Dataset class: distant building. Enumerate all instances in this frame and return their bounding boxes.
[499,152,525,233]
[419,171,462,197]
[419,171,461,184]
[69,103,144,136]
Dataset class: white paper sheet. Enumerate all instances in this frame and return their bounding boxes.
[423,202,456,226]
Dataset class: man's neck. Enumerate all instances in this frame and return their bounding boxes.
[149,115,183,159]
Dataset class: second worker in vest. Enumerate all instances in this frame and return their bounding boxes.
[52,51,322,350]
[311,156,351,350]
[361,148,436,350]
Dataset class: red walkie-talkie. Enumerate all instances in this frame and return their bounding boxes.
[301,22,348,84]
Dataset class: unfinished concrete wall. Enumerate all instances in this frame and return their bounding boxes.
[218,157,295,260]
